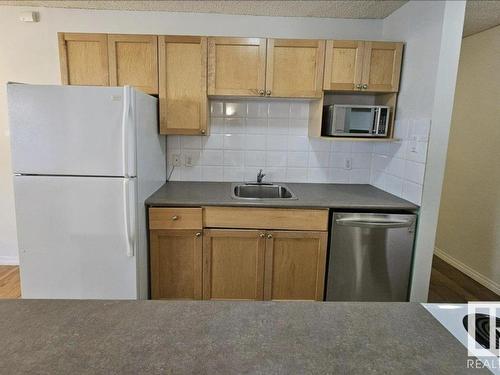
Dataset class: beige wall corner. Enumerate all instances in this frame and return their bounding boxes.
[435,24,500,292]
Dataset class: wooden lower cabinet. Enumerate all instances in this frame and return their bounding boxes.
[149,207,328,302]
[203,229,265,300]
[202,229,328,301]
[264,231,328,301]
[149,229,202,300]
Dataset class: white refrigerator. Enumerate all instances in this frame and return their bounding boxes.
[7,83,166,299]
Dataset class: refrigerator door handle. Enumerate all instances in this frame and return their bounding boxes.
[123,179,135,257]
[122,86,136,178]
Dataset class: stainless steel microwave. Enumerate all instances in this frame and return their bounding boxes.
[322,104,390,137]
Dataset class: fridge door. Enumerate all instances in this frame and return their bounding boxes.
[13,175,138,299]
[7,83,136,177]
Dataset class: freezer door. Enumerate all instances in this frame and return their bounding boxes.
[7,84,136,177]
[13,175,138,299]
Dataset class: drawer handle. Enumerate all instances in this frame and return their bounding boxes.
[171,215,179,221]
[195,232,201,237]
[259,233,265,238]
[267,234,273,239]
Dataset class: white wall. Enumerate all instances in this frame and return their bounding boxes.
[435,25,500,294]
[0,6,382,263]
[371,0,456,206]
[381,0,466,301]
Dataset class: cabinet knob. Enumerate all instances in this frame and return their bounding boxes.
[195,232,201,237]
[362,84,368,89]
[260,233,265,238]
[267,234,273,239]
[171,215,179,221]
[200,129,206,135]
[266,90,271,96]
[356,84,362,89]
[258,89,265,96]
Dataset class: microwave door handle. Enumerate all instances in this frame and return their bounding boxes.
[373,108,380,134]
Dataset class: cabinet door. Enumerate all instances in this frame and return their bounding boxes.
[58,33,109,86]
[203,229,265,300]
[323,40,364,91]
[361,41,403,92]
[108,34,158,94]
[208,37,267,96]
[158,36,208,135]
[266,39,325,98]
[150,229,202,300]
[264,231,327,301]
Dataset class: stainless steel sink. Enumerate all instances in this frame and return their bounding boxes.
[232,183,297,200]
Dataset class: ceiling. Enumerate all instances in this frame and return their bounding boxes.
[0,1,408,19]
[0,0,499,37]
[463,1,500,37]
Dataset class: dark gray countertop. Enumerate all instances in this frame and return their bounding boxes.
[146,182,419,210]
[0,300,483,374]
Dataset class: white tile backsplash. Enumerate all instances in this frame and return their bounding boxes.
[200,150,223,166]
[266,151,287,167]
[370,117,431,205]
[287,135,309,151]
[247,102,269,118]
[246,118,268,134]
[168,100,430,203]
[267,118,289,135]
[202,134,224,149]
[268,101,290,118]
[224,117,246,133]
[181,136,202,149]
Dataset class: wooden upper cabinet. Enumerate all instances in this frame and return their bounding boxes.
[266,39,325,98]
[108,34,158,94]
[361,41,403,92]
[203,229,265,300]
[58,33,109,86]
[324,40,403,93]
[264,231,327,301]
[208,37,267,96]
[149,229,202,300]
[158,36,208,135]
[323,40,364,91]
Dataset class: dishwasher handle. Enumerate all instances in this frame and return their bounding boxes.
[335,218,414,229]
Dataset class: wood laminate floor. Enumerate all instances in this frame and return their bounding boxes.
[428,255,499,303]
[1,256,498,301]
[0,266,21,299]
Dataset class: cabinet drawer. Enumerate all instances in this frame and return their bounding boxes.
[149,208,202,230]
[203,207,328,231]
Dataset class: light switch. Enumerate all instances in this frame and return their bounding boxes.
[344,157,352,170]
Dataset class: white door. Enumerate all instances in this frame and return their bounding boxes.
[7,84,136,177]
[14,175,138,299]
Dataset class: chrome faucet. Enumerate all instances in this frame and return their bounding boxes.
[257,169,266,183]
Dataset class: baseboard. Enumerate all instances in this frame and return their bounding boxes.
[434,247,500,296]
[0,256,19,266]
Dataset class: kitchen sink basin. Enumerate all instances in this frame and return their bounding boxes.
[232,183,297,200]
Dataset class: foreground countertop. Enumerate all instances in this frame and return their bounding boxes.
[0,300,481,374]
[146,182,418,210]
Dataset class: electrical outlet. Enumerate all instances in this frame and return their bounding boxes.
[171,153,181,167]
[184,154,193,167]
[344,157,352,170]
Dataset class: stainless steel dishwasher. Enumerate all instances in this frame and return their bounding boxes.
[326,212,417,302]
